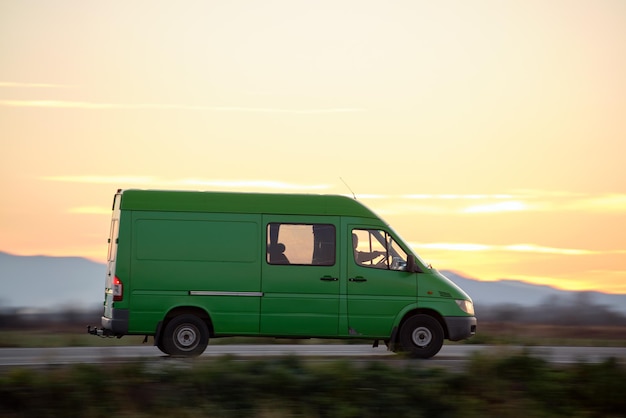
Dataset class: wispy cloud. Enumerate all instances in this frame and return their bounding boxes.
[563,194,626,212]
[0,100,364,114]
[501,244,595,256]
[42,177,626,215]
[68,206,112,215]
[402,194,515,200]
[410,242,626,256]
[361,191,626,214]
[500,274,593,291]
[42,175,155,185]
[41,176,331,191]
[0,82,70,88]
[178,179,330,190]
[413,243,492,252]
[462,201,527,213]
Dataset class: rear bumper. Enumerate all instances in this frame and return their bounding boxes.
[444,316,477,341]
[101,308,129,334]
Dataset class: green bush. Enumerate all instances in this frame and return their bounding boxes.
[1,354,625,417]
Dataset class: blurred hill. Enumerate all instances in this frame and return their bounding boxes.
[0,251,105,310]
[443,270,626,323]
[1,252,625,320]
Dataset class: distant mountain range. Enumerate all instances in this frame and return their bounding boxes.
[1,251,625,316]
[0,252,106,311]
[443,271,626,317]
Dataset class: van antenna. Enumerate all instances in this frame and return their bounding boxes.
[340,177,357,200]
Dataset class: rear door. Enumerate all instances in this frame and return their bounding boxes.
[103,192,122,318]
[260,215,340,336]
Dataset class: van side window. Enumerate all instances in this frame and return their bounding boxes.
[352,229,408,271]
[267,223,335,266]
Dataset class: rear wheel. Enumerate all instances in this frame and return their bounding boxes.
[156,338,167,355]
[398,314,444,359]
[161,314,209,357]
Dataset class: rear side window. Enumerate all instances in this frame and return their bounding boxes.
[267,223,335,266]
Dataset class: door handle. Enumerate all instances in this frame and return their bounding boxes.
[320,276,339,281]
[349,277,367,282]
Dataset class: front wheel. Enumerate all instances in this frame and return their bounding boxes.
[398,314,444,359]
[161,314,209,357]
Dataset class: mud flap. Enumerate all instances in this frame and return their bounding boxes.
[386,326,398,351]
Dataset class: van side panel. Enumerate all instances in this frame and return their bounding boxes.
[260,215,341,337]
[128,211,261,334]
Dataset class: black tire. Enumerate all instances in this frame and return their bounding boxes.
[398,314,444,359]
[161,314,209,357]
[156,337,167,355]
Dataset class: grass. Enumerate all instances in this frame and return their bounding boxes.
[1,322,625,349]
[466,322,626,347]
[0,329,146,348]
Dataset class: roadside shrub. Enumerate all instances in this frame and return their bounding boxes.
[1,354,625,417]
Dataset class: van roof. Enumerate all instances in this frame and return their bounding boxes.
[119,189,380,218]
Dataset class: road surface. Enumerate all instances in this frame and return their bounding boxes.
[0,344,625,368]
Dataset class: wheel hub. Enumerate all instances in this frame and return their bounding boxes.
[175,325,198,350]
[411,326,432,347]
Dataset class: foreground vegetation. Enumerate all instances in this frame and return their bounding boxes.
[1,353,625,417]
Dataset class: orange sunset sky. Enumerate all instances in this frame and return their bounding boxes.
[1,1,625,293]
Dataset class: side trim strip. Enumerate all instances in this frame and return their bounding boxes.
[189,291,264,297]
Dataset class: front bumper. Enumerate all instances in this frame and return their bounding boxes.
[444,316,477,341]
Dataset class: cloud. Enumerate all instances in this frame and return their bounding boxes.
[414,243,492,252]
[564,194,626,212]
[402,194,515,200]
[0,82,69,88]
[68,206,112,215]
[42,175,155,185]
[41,178,626,215]
[409,242,624,256]
[502,244,594,256]
[499,190,626,213]
[0,100,364,114]
[41,176,331,191]
[462,201,527,213]
[178,179,330,190]
[501,274,593,291]
[360,191,626,215]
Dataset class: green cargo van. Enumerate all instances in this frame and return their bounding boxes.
[89,189,476,358]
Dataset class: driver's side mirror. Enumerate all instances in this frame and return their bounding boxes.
[406,254,422,273]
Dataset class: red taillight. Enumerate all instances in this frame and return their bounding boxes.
[113,276,123,301]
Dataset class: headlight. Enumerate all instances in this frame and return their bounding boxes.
[455,299,474,315]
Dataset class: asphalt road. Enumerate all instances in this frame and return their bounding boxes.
[0,344,625,368]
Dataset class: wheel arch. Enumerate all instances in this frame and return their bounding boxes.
[155,306,214,345]
[396,308,449,340]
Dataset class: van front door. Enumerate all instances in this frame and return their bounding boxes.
[261,215,340,337]
[346,226,417,337]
